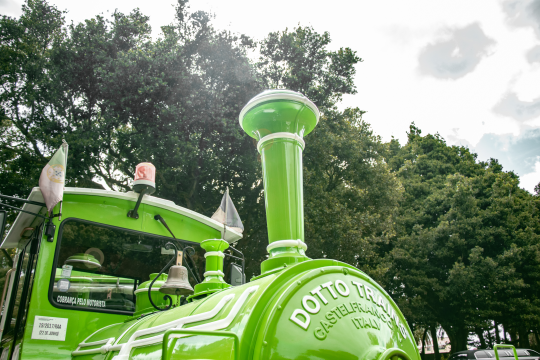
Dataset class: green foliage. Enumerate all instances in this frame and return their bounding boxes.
[384,125,540,351]
[304,107,401,278]
[257,26,361,109]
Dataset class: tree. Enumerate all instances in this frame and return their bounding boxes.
[303,107,402,278]
[384,125,540,351]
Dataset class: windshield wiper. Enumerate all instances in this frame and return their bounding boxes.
[154,215,202,284]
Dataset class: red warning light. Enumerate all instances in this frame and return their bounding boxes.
[133,162,156,194]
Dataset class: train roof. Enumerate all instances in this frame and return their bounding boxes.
[1,187,242,249]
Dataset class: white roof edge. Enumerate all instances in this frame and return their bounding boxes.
[1,187,242,249]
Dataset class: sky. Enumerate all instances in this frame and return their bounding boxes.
[1,0,540,193]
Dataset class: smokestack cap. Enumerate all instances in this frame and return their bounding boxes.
[239,90,319,140]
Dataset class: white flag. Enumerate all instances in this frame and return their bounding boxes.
[39,141,68,214]
[211,188,244,234]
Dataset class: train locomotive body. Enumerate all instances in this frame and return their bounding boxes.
[74,260,416,360]
[0,90,421,360]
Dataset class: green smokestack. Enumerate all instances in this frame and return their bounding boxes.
[239,90,319,275]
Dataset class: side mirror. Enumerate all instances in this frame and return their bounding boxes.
[0,210,6,243]
[230,263,245,286]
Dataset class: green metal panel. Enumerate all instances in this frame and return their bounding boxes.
[17,193,222,359]
[68,260,420,360]
[162,329,239,360]
[260,138,305,245]
[58,194,221,242]
[248,261,419,360]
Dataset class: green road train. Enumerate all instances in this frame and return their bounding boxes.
[0,90,421,360]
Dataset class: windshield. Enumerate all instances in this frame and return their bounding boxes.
[49,219,199,314]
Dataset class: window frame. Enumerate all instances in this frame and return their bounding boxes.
[48,217,199,315]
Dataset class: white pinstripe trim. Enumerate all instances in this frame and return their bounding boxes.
[72,337,115,356]
[204,270,225,277]
[257,132,305,153]
[72,323,120,357]
[111,286,258,360]
[133,287,163,295]
[267,239,308,252]
[204,251,225,259]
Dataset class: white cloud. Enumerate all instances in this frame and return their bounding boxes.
[493,92,540,121]
[418,23,496,79]
[503,0,540,40]
[526,44,540,63]
[520,157,540,193]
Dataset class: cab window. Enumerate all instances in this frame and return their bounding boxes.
[50,219,197,314]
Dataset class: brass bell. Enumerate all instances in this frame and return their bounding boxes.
[159,265,194,296]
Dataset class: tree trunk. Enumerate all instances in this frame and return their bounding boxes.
[445,324,469,353]
[431,325,441,360]
[422,328,428,360]
[495,321,501,344]
[477,327,487,349]
[533,328,540,351]
[518,327,530,348]
[509,328,518,346]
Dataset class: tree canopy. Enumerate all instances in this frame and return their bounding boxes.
[1,0,540,354]
[384,125,540,351]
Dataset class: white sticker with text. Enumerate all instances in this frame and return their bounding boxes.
[61,265,72,278]
[31,316,68,341]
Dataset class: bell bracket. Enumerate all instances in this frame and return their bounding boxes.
[147,242,178,311]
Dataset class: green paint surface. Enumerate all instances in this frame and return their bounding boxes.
[15,192,221,359]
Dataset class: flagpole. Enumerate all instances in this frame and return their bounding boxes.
[59,139,68,221]
[223,187,228,241]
